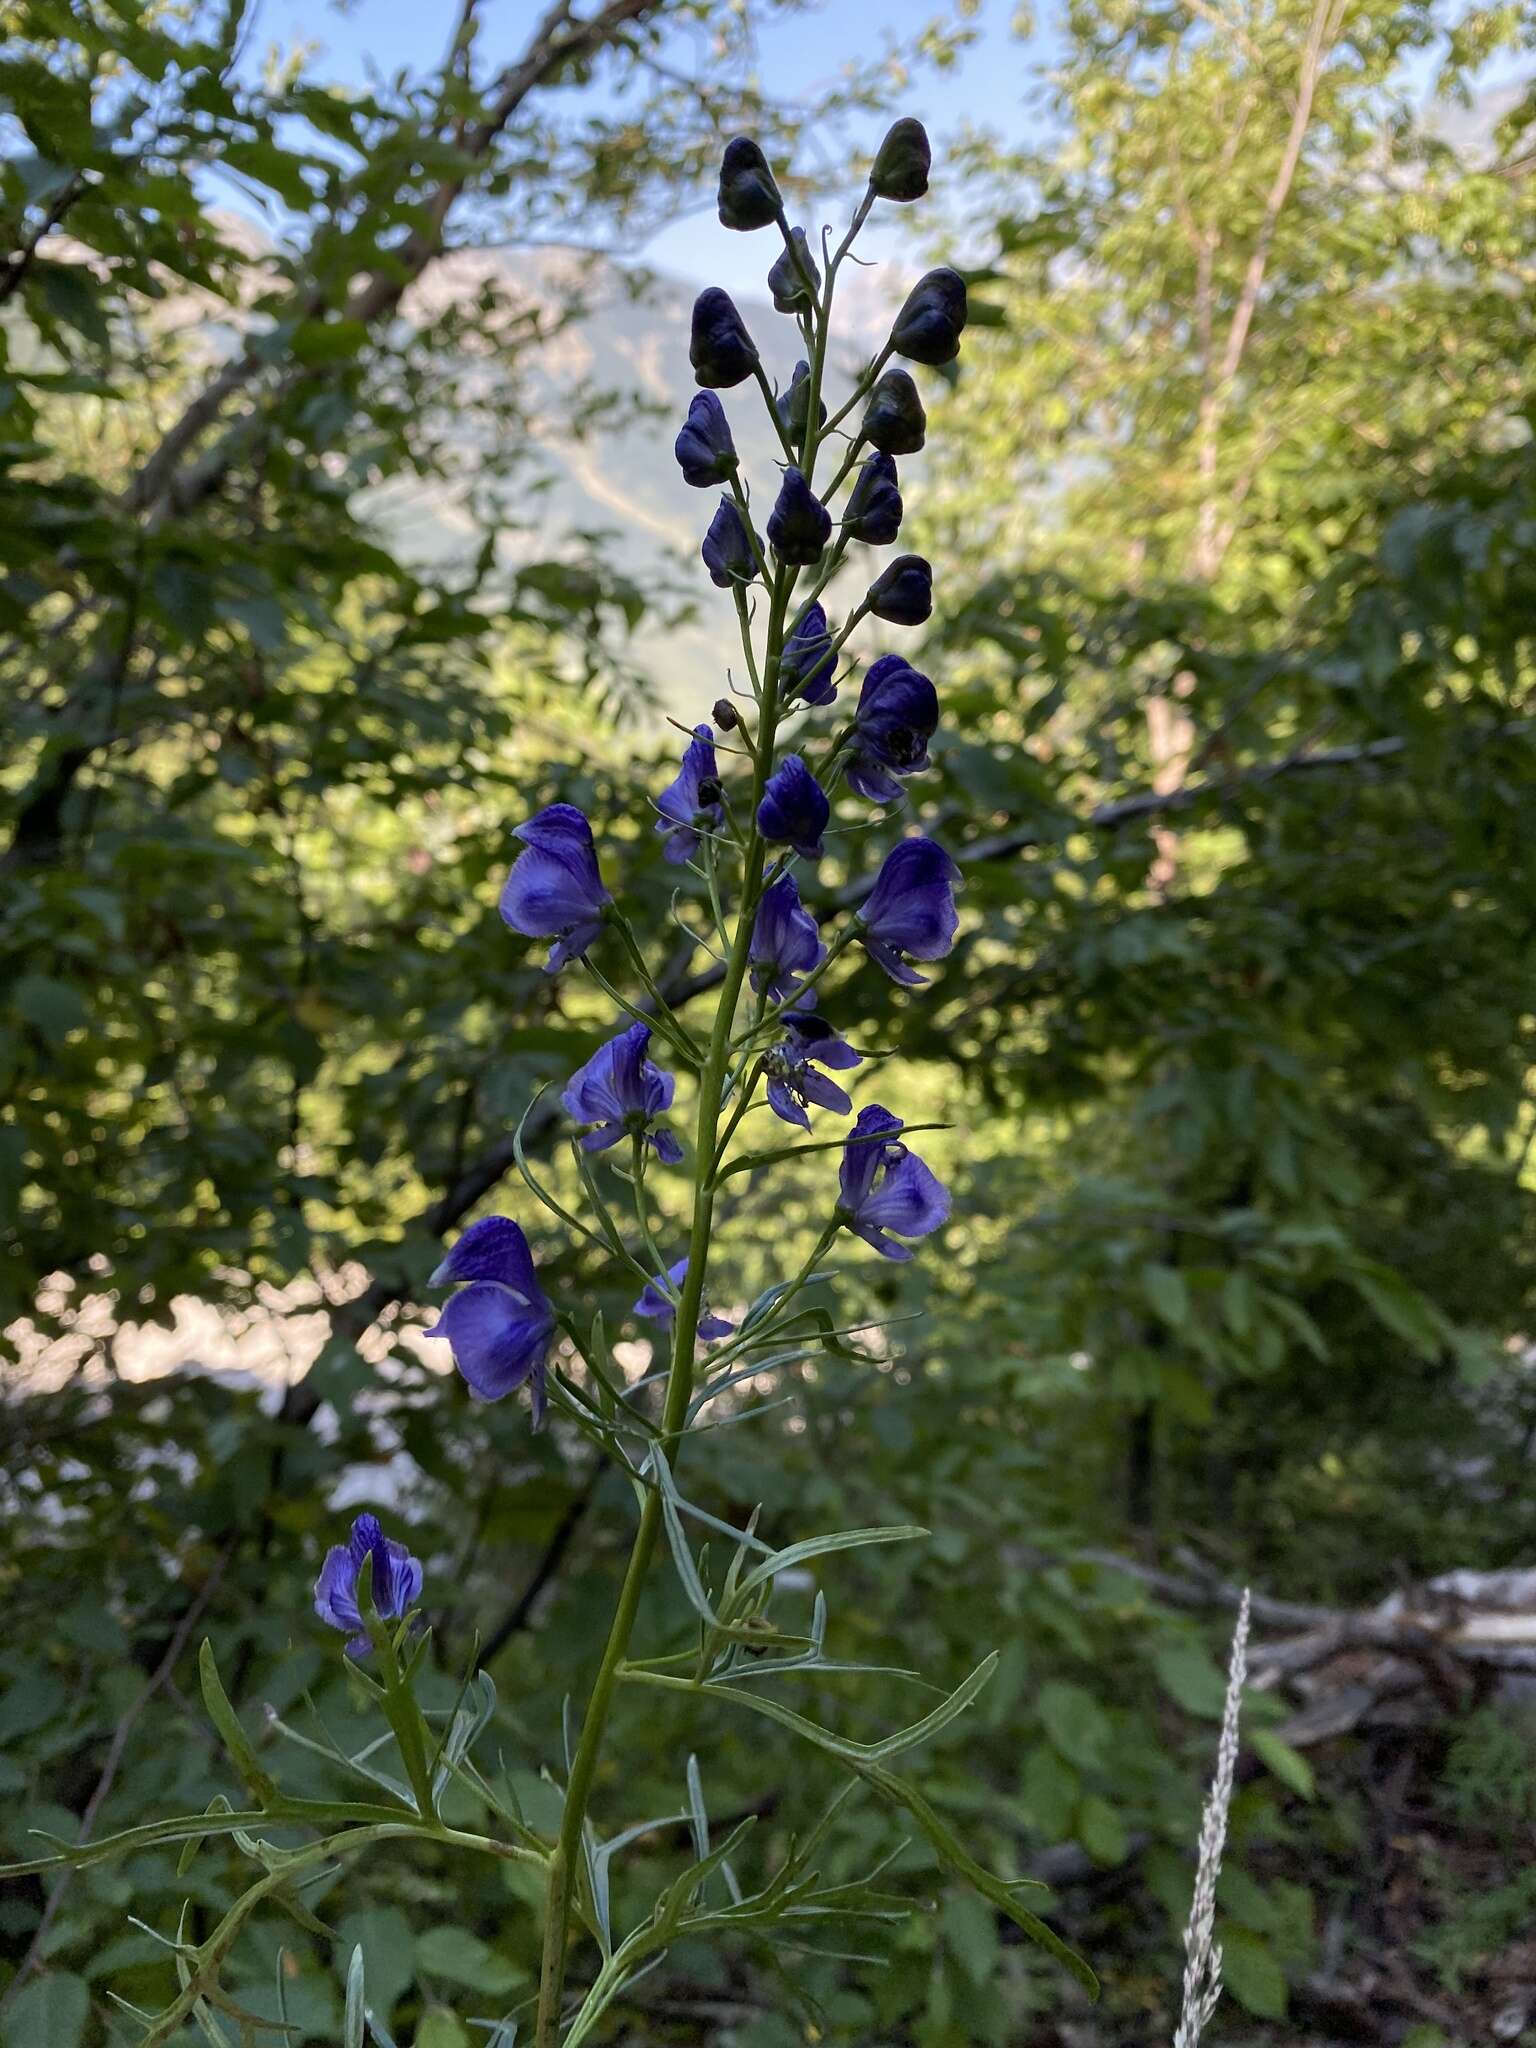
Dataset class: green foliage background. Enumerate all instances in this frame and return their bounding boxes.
[3,0,1535,2042]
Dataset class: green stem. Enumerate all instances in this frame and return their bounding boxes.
[532,565,795,2048]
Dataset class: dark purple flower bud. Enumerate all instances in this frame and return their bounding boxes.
[717,135,783,232]
[866,552,933,626]
[767,466,832,567]
[779,602,837,705]
[712,696,740,731]
[674,392,738,486]
[702,495,761,588]
[424,1216,558,1425]
[562,1021,684,1164]
[862,368,927,455]
[847,654,938,803]
[889,267,967,367]
[757,752,830,860]
[768,227,820,313]
[765,1011,860,1130]
[499,803,611,973]
[690,286,760,388]
[842,452,903,546]
[857,836,961,986]
[777,360,828,441]
[870,117,932,202]
[314,1512,425,1657]
[836,1104,950,1260]
[750,871,825,1003]
[655,724,724,864]
[633,1257,735,1343]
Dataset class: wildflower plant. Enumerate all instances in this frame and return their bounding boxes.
[1,126,1095,2044]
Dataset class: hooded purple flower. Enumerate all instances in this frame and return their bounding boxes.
[314,1512,425,1657]
[861,367,927,456]
[842,453,903,546]
[717,137,782,233]
[690,285,760,385]
[837,1104,951,1261]
[757,753,829,861]
[866,553,933,626]
[889,267,967,367]
[702,495,760,588]
[764,1012,860,1130]
[656,725,724,864]
[562,1021,684,1165]
[779,602,837,705]
[767,467,832,567]
[633,1258,735,1343]
[857,836,961,986]
[750,872,825,1004]
[776,360,827,440]
[768,228,820,314]
[675,392,738,487]
[847,655,939,804]
[499,804,611,973]
[424,1215,557,1425]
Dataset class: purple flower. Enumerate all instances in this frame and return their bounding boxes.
[633,1258,735,1343]
[424,1215,557,1424]
[499,803,611,973]
[690,285,760,386]
[889,267,967,366]
[837,1104,950,1261]
[757,753,829,861]
[750,872,825,1003]
[861,367,927,456]
[843,453,903,546]
[857,836,961,986]
[866,553,933,626]
[656,725,724,864]
[314,1512,425,1657]
[675,393,738,487]
[767,466,832,567]
[776,359,827,440]
[768,228,819,313]
[764,1011,860,1130]
[847,655,938,804]
[702,495,760,588]
[717,136,782,233]
[779,602,837,705]
[870,117,931,203]
[562,1021,684,1165]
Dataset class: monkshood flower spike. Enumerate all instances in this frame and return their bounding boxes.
[46,118,1096,2048]
[563,1022,684,1163]
[656,724,724,863]
[837,1104,951,1260]
[635,1258,735,1342]
[499,803,611,972]
[425,1214,557,1422]
[858,835,962,984]
[314,1512,424,1657]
